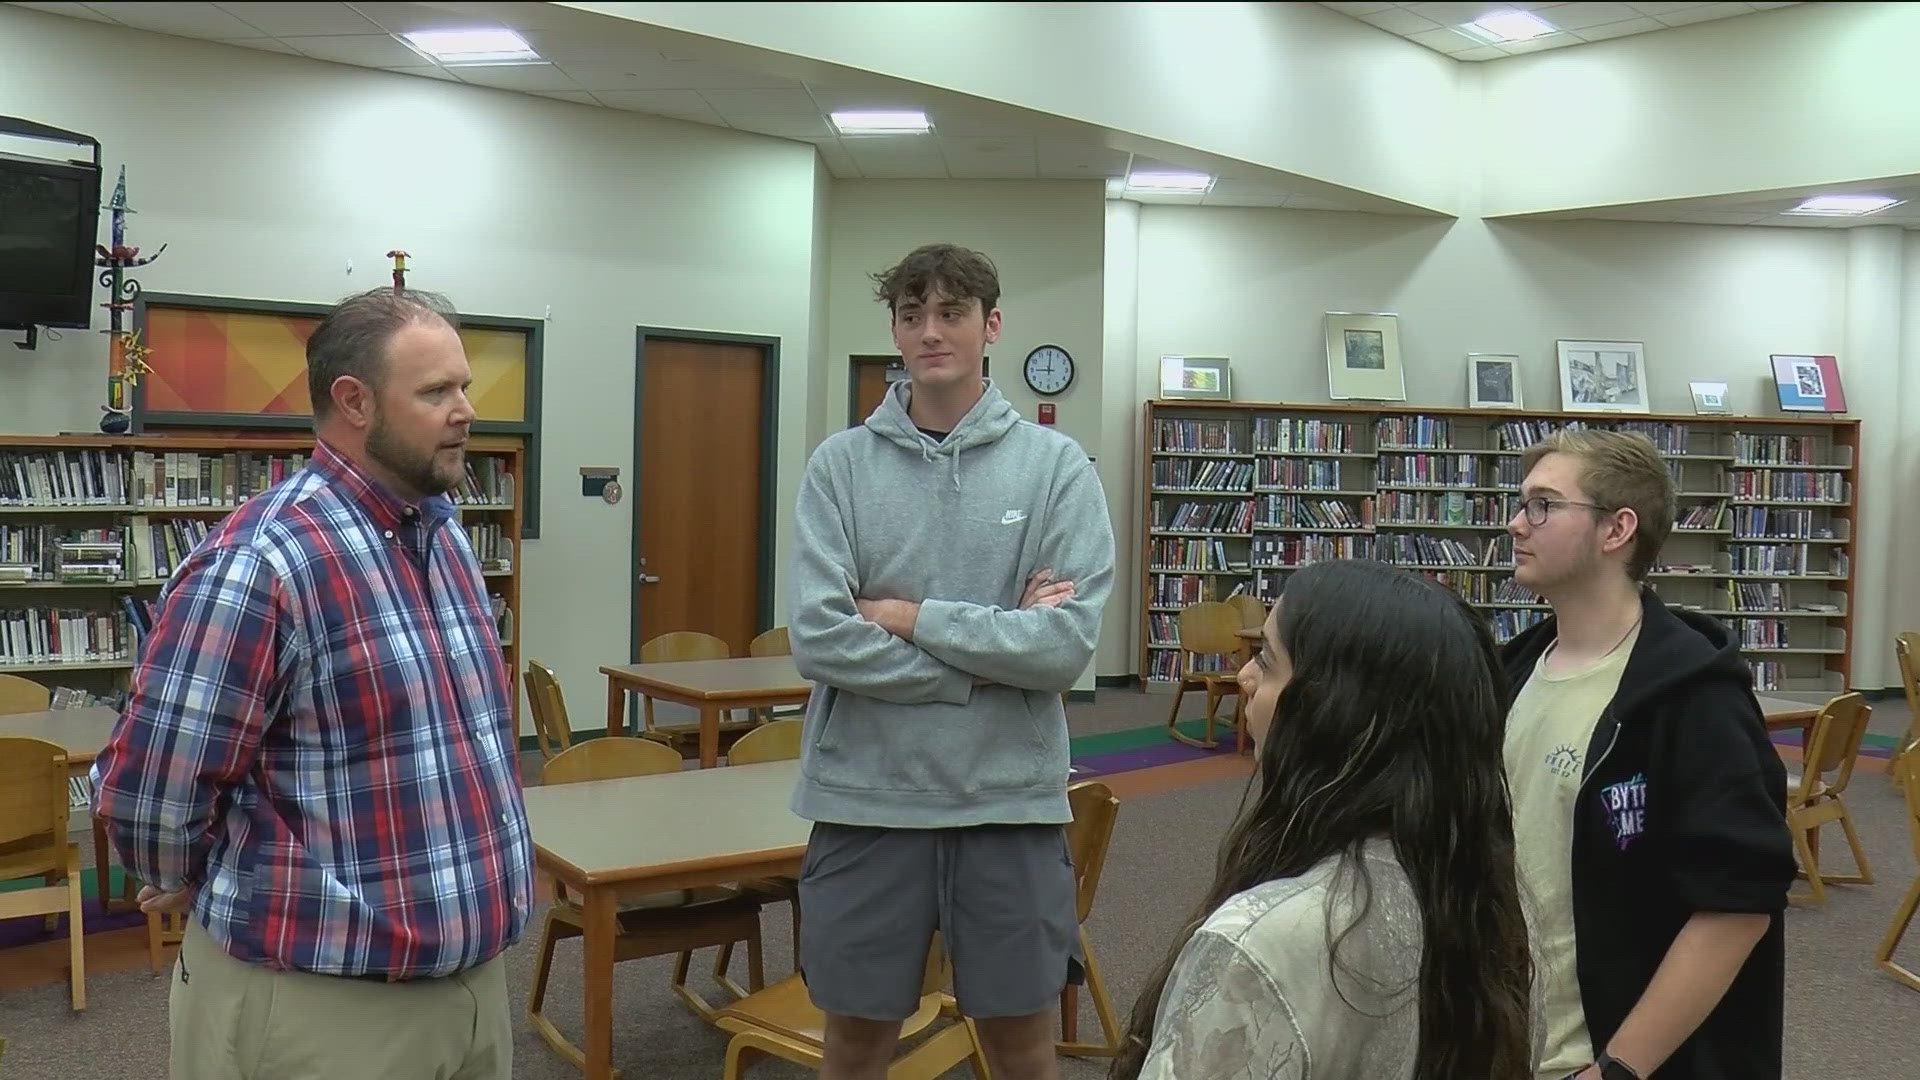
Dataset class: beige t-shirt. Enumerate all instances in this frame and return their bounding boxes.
[1504,627,1638,1079]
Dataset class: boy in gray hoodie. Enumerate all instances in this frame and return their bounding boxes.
[789,243,1115,1080]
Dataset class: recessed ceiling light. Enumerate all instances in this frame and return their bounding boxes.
[830,110,932,134]
[1124,171,1215,194]
[1462,9,1557,44]
[1784,194,1905,217]
[401,28,541,65]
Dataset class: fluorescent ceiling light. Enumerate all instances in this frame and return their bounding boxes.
[1784,194,1905,217]
[830,110,932,134]
[1462,9,1557,44]
[1125,171,1214,194]
[402,28,541,65]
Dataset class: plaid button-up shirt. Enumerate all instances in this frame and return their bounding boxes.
[92,440,532,978]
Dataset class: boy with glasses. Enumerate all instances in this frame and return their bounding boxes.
[1501,428,1793,1080]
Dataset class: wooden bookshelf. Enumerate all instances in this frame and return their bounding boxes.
[0,432,525,725]
[1140,401,1861,694]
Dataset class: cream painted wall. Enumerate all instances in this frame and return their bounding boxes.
[0,6,824,731]
[1479,2,1920,215]
[820,180,1129,673]
[562,1,1463,213]
[1130,206,1913,688]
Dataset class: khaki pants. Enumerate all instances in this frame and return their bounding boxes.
[170,921,511,1080]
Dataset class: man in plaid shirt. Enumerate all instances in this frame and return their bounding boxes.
[92,287,532,1079]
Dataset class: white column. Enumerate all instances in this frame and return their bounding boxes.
[1841,225,1905,689]
[1099,199,1142,677]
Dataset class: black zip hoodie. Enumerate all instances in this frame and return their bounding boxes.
[1503,587,1795,1080]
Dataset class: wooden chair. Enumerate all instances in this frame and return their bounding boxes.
[1786,692,1874,905]
[1059,780,1123,1058]
[529,737,766,1073]
[1875,757,1920,992]
[1223,595,1266,752]
[727,719,805,960]
[714,933,989,1080]
[146,908,188,975]
[0,737,86,1010]
[525,660,575,762]
[638,631,760,756]
[1165,601,1245,750]
[1892,634,1920,791]
[0,672,51,714]
[748,627,790,657]
[1225,593,1266,630]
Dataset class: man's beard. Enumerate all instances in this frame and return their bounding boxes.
[367,414,459,498]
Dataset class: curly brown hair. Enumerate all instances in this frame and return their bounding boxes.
[870,243,1000,316]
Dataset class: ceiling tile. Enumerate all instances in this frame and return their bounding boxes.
[1203,193,1292,208]
[80,1,262,37]
[214,2,380,36]
[1412,3,1525,24]
[1360,8,1444,34]
[1452,44,1512,60]
[591,88,728,125]
[1495,31,1583,53]
[385,64,461,83]
[1746,1,1799,7]
[446,62,579,92]
[1318,2,1398,14]
[288,32,427,66]
[1284,195,1367,212]
[222,37,307,56]
[511,31,653,66]
[1035,142,1132,179]
[1403,26,1485,53]
[527,89,601,106]
[1673,211,1771,225]
[1569,16,1665,40]
[939,136,1037,179]
[797,137,862,178]
[723,113,834,138]
[1653,3,1760,27]
[7,2,116,22]
[697,88,819,119]
[1537,2,1645,30]
[806,87,939,115]
[347,1,512,34]
[557,58,795,92]
[1621,2,1718,13]
[654,57,799,90]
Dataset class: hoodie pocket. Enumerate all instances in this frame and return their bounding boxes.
[804,690,1063,797]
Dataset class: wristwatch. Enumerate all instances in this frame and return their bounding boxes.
[1596,1053,1643,1080]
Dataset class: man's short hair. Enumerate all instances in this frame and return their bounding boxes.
[870,244,1000,316]
[306,288,459,419]
[1522,428,1676,580]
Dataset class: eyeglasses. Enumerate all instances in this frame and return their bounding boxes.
[1517,496,1609,527]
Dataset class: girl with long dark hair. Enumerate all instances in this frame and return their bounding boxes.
[1113,560,1536,1079]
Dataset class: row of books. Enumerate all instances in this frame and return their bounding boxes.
[1153,498,1256,534]
[1489,609,1548,643]
[1726,544,1838,576]
[0,448,517,509]
[1377,491,1511,527]
[0,606,137,665]
[1252,418,1361,453]
[465,522,515,572]
[1729,471,1848,503]
[0,449,127,507]
[1258,457,1347,490]
[1676,502,1728,530]
[1376,453,1489,488]
[1151,457,1254,492]
[1149,537,1242,573]
[1152,419,1243,454]
[1732,618,1793,649]
[1420,569,1539,604]
[1732,433,1823,465]
[1375,415,1452,449]
[1257,495,1371,531]
[1729,507,1838,541]
[1250,534,1377,567]
[1719,580,1842,613]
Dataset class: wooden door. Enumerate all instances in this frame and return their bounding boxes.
[849,355,900,427]
[635,336,768,657]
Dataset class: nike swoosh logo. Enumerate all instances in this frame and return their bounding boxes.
[1001,510,1028,525]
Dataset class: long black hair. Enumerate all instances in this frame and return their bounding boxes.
[1111,560,1533,1079]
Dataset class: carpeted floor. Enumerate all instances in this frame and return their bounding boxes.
[1,689,1915,1079]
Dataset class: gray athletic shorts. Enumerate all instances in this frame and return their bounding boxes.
[797,821,1083,1021]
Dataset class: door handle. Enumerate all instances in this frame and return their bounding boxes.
[638,573,661,584]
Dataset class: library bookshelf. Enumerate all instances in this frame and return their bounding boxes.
[0,432,525,726]
[1140,400,1860,695]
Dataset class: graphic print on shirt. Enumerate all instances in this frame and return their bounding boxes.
[1600,772,1649,851]
[1544,743,1582,780]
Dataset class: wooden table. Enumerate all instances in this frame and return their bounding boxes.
[1757,691,1828,734]
[601,656,812,768]
[523,758,810,1080]
[0,706,123,909]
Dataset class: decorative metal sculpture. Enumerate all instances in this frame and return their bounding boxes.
[387,249,410,292]
[94,166,166,434]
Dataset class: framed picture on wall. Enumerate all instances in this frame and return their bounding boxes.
[1159,355,1233,400]
[1466,353,1522,409]
[1324,312,1406,400]
[1556,339,1649,413]
[1689,381,1730,414]
[1769,354,1847,412]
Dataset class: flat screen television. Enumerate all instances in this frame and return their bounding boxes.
[0,147,102,330]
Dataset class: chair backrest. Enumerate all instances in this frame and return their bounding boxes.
[1902,753,1920,865]
[1065,780,1120,924]
[1177,601,1243,657]
[0,737,68,875]
[641,631,731,663]
[523,660,573,761]
[749,626,791,657]
[0,673,50,715]
[1225,594,1267,630]
[727,718,803,764]
[1798,691,1872,800]
[918,932,954,998]
[1896,634,1920,740]
[541,736,683,785]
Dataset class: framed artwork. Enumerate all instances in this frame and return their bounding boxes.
[1324,312,1406,400]
[1556,339,1648,413]
[1159,355,1232,400]
[1467,353,1521,409]
[1769,354,1847,412]
[1689,381,1730,414]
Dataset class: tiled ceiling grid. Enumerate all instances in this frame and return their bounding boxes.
[1320,1,1801,60]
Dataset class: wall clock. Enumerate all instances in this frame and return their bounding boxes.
[1023,344,1074,396]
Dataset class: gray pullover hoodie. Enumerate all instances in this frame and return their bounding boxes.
[788,379,1115,827]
